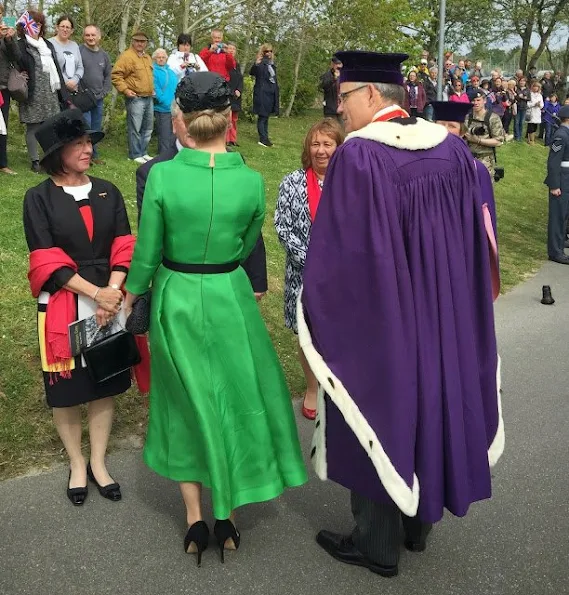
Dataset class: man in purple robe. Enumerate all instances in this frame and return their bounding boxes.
[298,52,504,577]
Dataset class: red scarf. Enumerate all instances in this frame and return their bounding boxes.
[306,167,323,222]
[27,235,149,392]
[29,248,78,377]
[372,106,410,122]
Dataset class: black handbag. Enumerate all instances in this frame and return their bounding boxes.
[125,291,151,335]
[70,81,97,113]
[83,329,141,385]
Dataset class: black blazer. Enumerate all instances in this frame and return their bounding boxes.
[250,59,279,117]
[320,69,338,116]
[17,37,70,106]
[136,148,268,293]
[23,176,131,293]
[228,62,244,112]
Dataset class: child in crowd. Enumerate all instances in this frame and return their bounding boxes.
[543,94,560,146]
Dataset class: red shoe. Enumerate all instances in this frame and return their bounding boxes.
[302,400,316,420]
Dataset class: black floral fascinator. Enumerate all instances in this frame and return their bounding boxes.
[175,72,232,113]
[35,108,105,163]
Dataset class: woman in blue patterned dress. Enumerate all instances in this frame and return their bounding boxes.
[274,118,344,419]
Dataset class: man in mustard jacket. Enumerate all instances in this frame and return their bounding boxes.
[112,31,154,163]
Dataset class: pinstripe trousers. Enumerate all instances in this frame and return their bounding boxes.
[351,491,432,566]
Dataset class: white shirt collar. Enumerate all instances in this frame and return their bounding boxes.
[176,139,184,152]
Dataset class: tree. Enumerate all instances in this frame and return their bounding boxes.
[496,0,569,71]
[405,0,498,58]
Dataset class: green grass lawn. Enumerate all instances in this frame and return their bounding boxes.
[0,110,549,478]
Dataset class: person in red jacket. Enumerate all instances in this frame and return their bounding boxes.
[199,29,235,81]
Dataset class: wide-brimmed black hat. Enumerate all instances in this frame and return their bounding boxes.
[35,108,104,163]
[175,72,232,113]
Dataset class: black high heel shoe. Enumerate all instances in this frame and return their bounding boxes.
[184,521,210,567]
[87,463,121,501]
[66,469,88,506]
[213,519,240,563]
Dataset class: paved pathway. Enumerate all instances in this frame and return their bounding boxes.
[1,263,568,595]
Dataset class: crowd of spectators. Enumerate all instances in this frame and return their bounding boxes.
[0,7,279,173]
[401,51,567,149]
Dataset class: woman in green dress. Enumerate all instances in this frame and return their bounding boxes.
[124,72,307,566]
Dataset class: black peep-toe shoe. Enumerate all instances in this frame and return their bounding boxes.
[213,519,241,563]
[184,521,210,567]
[87,463,121,501]
[66,469,88,506]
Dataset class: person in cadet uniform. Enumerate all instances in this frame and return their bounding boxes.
[545,105,569,265]
[464,89,505,179]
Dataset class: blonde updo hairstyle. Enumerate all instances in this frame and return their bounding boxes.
[183,107,231,143]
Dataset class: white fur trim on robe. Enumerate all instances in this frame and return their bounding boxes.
[297,288,420,517]
[347,117,448,151]
[488,354,505,467]
[298,287,504,515]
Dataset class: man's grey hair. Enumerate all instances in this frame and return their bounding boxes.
[373,83,405,106]
[84,24,101,34]
[429,66,438,74]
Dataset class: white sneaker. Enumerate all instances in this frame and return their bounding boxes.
[143,154,153,162]
[133,157,146,164]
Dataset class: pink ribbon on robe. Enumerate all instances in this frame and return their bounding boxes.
[482,203,500,301]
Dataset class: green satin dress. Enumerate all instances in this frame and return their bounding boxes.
[125,149,307,519]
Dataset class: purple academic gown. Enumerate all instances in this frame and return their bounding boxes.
[298,119,503,524]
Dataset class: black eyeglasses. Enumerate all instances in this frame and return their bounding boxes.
[338,84,368,103]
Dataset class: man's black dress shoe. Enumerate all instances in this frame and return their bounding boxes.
[404,522,432,552]
[548,255,569,265]
[316,530,398,577]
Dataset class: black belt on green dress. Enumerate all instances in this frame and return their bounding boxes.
[162,258,240,274]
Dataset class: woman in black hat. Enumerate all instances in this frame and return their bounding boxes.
[123,72,306,565]
[23,108,136,506]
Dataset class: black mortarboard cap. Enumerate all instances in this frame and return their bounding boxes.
[430,101,472,123]
[334,51,408,86]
